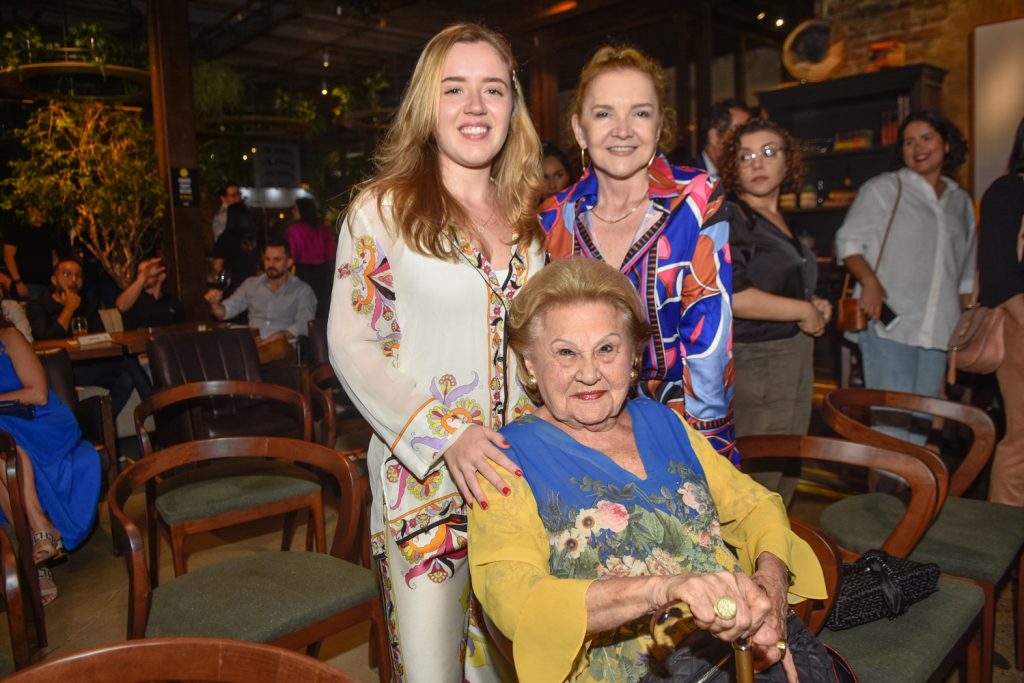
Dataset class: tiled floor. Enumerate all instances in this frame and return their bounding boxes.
[1,429,1019,681]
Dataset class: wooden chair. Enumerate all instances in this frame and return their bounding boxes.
[308,320,361,424]
[4,636,359,682]
[739,434,984,683]
[145,329,311,447]
[134,380,321,586]
[787,518,840,635]
[0,432,46,654]
[822,388,1024,681]
[108,436,390,681]
[35,348,118,492]
[0,526,31,674]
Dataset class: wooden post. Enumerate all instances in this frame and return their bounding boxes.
[694,0,713,151]
[148,0,207,320]
[528,34,560,145]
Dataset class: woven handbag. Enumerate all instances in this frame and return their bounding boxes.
[825,549,939,631]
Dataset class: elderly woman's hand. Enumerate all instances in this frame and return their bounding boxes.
[750,553,794,676]
[442,424,521,509]
[652,571,773,644]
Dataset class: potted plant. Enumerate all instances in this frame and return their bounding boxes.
[1,100,166,289]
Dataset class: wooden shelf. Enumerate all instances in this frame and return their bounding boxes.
[803,145,894,160]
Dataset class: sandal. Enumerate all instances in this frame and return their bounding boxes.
[36,566,58,606]
[32,531,66,565]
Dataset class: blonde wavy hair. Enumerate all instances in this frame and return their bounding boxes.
[347,23,543,260]
[568,45,677,155]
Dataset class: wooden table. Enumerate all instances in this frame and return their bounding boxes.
[33,337,126,362]
[34,323,271,363]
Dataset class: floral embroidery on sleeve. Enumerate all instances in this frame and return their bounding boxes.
[338,234,400,357]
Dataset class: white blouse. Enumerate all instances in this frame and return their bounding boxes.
[835,167,976,350]
[327,195,541,544]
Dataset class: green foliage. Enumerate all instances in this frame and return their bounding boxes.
[273,89,323,135]
[192,61,245,123]
[1,25,44,70]
[0,101,167,288]
[67,23,116,71]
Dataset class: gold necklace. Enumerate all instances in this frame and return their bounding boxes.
[473,209,495,234]
[590,195,649,224]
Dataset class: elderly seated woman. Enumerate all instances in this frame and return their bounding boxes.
[468,258,831,683]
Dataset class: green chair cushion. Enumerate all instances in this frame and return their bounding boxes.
[820,493,1024,583]
[0,652,13,677]
[820,576,983,683]
[146,551,378,641]
[156,461,320,525]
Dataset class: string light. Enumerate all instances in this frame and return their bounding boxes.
[242,154,248,161]
[775,18,785,27]
[756,11,766,20]
[322,48,330,68]
[321,79,328,96]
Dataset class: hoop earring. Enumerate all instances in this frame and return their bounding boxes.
[580,146,589,170]
[647,148,658,168]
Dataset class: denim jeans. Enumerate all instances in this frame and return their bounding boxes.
[858,322,946,445]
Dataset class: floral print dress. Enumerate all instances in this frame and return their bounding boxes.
[468,397,825,683]
[328,195,541,682]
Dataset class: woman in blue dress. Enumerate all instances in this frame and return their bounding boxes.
[0,310,101,604]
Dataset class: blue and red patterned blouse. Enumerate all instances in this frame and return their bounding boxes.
[539,154,738,465]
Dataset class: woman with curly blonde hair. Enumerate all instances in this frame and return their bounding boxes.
[328,22,542,682]
[719,118,830,442]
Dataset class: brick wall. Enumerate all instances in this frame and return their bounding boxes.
[825,0,1024,186]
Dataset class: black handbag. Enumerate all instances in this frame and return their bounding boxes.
[0,400,35,420]
[825,549,940,631]
[642,613,855,682]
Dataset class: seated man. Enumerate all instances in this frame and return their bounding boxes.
[204,240,316,350]
[27,258,153,416]
[115,257,184,330]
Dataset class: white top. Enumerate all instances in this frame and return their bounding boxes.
[327,195,542,542]
[2,300,31,342]
[835,167,976,350]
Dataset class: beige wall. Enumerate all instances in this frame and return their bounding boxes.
[828,0,1024,187]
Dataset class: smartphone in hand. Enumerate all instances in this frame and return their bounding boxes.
[879,302,900,330]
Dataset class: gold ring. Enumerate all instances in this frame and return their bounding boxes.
[776,640,788,654]
[714,596,737,620]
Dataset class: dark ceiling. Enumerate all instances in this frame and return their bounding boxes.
[0,0,812,104]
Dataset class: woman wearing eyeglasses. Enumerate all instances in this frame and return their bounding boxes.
[718,119,829,441]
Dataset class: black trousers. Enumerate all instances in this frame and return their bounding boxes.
[73,357,153,416]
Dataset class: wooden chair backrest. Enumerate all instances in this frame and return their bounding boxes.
[309,363,338,447]
[0,519,30,669]
[0,431,46,652]
[107,436,361,639]
[4,636,359,682]
[133,380,312,456]
[823,388,996,499]
[737,435,938,557]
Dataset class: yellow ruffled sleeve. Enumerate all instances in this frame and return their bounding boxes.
[468,471,594,683]
[680,419,827,602]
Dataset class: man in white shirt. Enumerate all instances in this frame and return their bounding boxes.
[204,240,316,349]
[210,182,243,243]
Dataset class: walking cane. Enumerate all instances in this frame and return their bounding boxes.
[650,601,756,683]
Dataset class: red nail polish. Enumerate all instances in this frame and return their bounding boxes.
[502,441,510,448]
[468,502,473,510]
[502,486,511,496]
[480,501,489,510]
[514,469,523,477]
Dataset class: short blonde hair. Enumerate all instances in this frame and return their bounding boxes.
[508,258,650,403]
[348,23,543,260]
[568,45,677,153]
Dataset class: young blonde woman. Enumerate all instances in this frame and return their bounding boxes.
[327,23,543,682]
